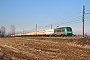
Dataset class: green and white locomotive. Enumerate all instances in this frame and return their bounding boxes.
[54,27,73,36]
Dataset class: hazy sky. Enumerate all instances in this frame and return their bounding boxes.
[0,0,90,35]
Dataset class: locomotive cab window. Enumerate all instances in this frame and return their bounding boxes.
[67,27,72,32]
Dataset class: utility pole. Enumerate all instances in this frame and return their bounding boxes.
[36,24,37,35]
[23,28,24,35]
[82,5,85,37]
[51,24,52,29]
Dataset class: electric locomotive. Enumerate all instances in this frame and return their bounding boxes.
[54,27,73,36]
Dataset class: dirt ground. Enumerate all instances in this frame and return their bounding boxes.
[0,36,90,60]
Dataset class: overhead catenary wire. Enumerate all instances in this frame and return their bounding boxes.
[39,5,88,26]
[29,5,90,33]
[53,15,82,27]
[52,11,82,27]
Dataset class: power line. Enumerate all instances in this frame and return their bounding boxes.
[53,15,82,26]
[52,12,82,27]
[30,5,90,33]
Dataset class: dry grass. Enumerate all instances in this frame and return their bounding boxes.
[0,37,90,60]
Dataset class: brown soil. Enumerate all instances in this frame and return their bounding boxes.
[0,37,90,60]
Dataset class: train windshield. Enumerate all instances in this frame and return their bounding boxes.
[67,27,72,32]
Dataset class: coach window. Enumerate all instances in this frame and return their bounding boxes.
[62,29,65,32]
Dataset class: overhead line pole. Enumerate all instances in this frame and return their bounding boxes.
[36,24,37,35]
[51,24,52,29]
[82,5,85,37]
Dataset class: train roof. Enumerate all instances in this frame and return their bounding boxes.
[54,27,72,29]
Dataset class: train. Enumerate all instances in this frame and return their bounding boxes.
[12,27,73,37]
[54,27,73,36]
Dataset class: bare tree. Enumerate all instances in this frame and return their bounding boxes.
[11,25,15,35]
[0,26,6,37]
[0,30,1,36]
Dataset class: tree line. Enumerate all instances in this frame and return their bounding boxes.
[0,26,6,37]
[0,25,15,37]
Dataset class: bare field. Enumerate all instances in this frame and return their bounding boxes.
[0,37,90,60]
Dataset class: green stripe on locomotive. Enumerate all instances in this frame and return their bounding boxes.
[54,27,73,36]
